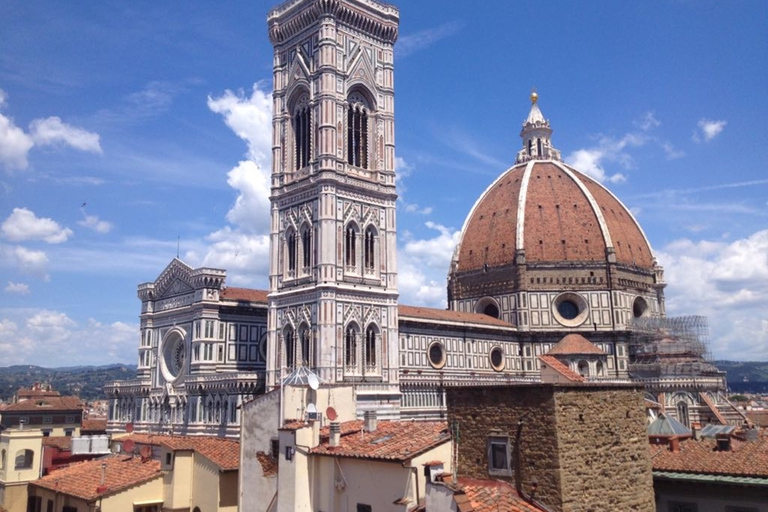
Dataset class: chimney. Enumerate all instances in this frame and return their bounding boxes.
[18,419,25,431]
[100,462,106,485]
[745,425,759,442]
[668,436,680,453]
[691,424,700,441]
[329,422,341,447]
[364,410,377,432]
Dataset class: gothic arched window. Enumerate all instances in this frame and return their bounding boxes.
[299,326,311,367]
[537,138,543,157]
[677,401,690,427]
[301,224,312,271]
[286,229,297,274]
[364,226,376,273]
[293,94,311,170]
[365,325,377,368]
[347,91,370,169]
[345,224,358,269]
[284,327,295,369]
[345,324,359,369]
[527,139,533,156]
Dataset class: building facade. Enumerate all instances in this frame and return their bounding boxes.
[107,0,734,437]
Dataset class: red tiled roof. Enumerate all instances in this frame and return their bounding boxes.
[81,418,108,432]
[459,479,546,512]
[311,420,450,462]
[220,287,268,303]
[256,451,278,477]
[650,437,768,478]
[31,455,162,501]
[43,436,72,451]
[547,333,605,355]
[3,395,83,413]
[398,305,514,328]
[120,434,240,471]
[538,355,585,382]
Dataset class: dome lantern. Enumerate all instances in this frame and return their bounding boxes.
[516,90,562,164]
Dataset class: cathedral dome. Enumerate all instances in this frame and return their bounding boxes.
[451,98,653,275]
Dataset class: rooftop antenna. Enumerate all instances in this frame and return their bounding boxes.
[176,236,180,259]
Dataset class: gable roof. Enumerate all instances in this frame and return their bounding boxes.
[31,455,161,501]
[538,355,586,382]
[398,305,514,328]
[311,420,450,462]
[3,395,83,413]
[547,333,605,356]
[119,433,239,471]
[650,436,768,478]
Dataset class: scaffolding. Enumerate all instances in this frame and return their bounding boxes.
[628,315,722,378]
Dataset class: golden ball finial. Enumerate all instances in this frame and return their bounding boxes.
[530,89,538,104]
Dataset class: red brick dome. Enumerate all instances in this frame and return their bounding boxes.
[451,160,654,272]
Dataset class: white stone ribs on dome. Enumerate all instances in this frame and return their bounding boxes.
[449,162,526,271]
[515,160,537,255]
[550,160,614,251]
[574,166,656,259]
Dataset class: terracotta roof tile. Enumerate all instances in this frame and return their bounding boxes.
[458,478,546,512]
[3,395,83,413]
[538,355,586,382]
[651,436,768,478]
[43,436,72,451]
[398,305,514,328]
[120,434,239,471]
[220,287,268,303]
[255,451,278,477]
[546,333,605,355]
[31,455,161,501]
[81,418,108,432]
[311,420,450,462]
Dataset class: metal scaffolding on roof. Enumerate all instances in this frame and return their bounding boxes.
[627,315,722,378]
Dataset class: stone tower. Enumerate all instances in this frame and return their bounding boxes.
[266,0,401,417]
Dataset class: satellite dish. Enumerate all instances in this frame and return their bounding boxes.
[326,406,338,421]
[140,445,152,459]
[307,373,320,390]
[126,423,134,433]
[306,403,317,414]
[122,439,135,454]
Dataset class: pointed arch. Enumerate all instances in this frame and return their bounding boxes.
[344,322,360,372]
[300,222,313,272]
[363,224,377,273]
[298,323,311,367]
[289,89,312,171]
[345,221,359,269]
[347,87,373,169]
[283,325,296,369]
[285,226,298,275]
[364,323,379,370]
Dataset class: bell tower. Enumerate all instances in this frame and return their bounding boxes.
[266,0,400,417]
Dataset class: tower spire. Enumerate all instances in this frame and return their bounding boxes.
[516,90,561,164]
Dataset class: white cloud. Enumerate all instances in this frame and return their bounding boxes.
[196,227,271,287]
[0,91,102,172]
[636,111,660,132]
[661,142,685,160]
[4,281,29,294]
[396,21,464,58]
[207,84,272,168]
[0,105,34,171]
[695,119,727,142]
[1,207,73,243]
[223,160,271,234]
[567,148,628,183]
[78,213,113,234]
[12,246,50,278]
[29,116,102,153]
[0,308,138,365]
[657,229,768,360]
[398,222,461,307]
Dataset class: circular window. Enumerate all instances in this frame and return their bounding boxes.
[633,297,649,318]
[557,300,579,320]
[160,330,187,383]
[474,297,500,319]
[490,347,504,371]
[259,333,268,361]
[428,342,446,369]
[552,293,589,327]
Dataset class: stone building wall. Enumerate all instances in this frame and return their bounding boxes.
[446,384,655,512]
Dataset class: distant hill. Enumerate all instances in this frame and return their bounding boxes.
[714,360,768,394]
[0,364,136,402]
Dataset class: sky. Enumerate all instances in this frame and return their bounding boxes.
[0,0,766,366]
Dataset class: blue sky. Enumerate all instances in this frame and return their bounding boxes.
[1,0,766,366]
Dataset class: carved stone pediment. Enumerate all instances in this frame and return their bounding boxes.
[154,259,195,299]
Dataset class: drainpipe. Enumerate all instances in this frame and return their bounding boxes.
[513,418,555,512]
[403,464,420,506]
